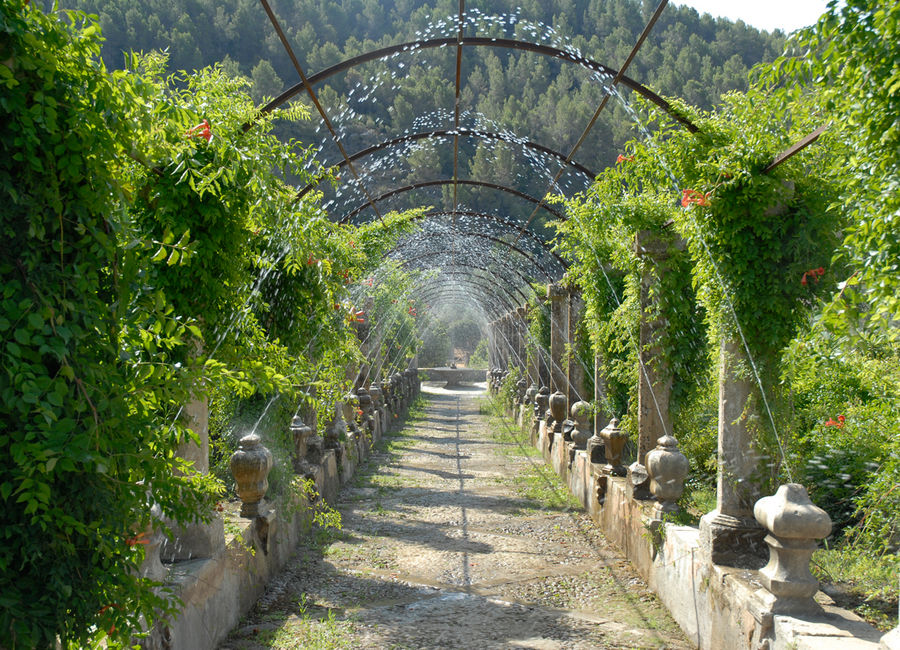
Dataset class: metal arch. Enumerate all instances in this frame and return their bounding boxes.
[414,283,511,318]
[398,254,534,304]
[295,129,596,200]
[412,279,515,317]
[412,270,522,311]
[341,179,565,223]
[260,37,698,133]
[414,288,505,320]
[421,210,568,268]
[391,230,559,280]
[401,260,533,305]
[414,288,506,320]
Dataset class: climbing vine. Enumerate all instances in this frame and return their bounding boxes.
[0,4,420,646]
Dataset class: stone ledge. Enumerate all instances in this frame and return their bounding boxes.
[143,391,416,650]
[523,414,884,650]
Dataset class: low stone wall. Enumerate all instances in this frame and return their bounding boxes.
[144,408,405,649]
[419,367,486,385]
[529,420,884,650]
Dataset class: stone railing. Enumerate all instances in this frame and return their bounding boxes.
[138,366,422,649]
[486,278,888,650]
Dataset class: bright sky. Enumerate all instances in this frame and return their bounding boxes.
[673,0,830,33]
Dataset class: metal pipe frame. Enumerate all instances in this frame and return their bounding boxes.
[260,37,697,133]
[295,128,595,200]
[391,230,559,281]
[341,179,565,223]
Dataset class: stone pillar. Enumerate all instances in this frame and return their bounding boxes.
[516,306,527,372]
[567,289,586,405]
[488,320,498,369]
[593,354,611,440]
[547,283,568,398]
[503,313,514,370]
[699,337,766,565]
[634,231,674,466]
[161,396,225,561]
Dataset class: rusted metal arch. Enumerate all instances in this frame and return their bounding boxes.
[414,283,511,319]
[413,270,524,311]
[400,255,535,303]
[421,209,568,268]
[296,129,595,200]
[415,288,506,320]
[398,254,535,305]
[413,280,517,320]
[341,179,565,224]
[391,230,560,280]
[415,289,505,320]
[261,37,697,133]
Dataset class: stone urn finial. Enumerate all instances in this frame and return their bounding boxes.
[754,483,832,611]
[646,434,689,516]
[570,401,591,450]
[230,433,273,518]
[290,416,312,472]
[548,390,567,434]
[535,385,550,420]
[600,417,627,476]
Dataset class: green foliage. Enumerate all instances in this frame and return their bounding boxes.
[419,320,451,367]
[0,5,422,645]
[782,334,900,539]
[759,0,900,344]
[468,337,489,369]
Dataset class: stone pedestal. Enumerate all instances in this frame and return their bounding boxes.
[753,483,831,614]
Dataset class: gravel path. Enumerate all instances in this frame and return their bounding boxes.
[220,384,690,649]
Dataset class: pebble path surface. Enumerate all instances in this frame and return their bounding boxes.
[220,384,691,649]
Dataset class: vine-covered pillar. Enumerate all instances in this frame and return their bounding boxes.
[161,395,225,561]
[567,288,586,406]
[524,305,538,386]
[516,306,527,372]
[634,231,675,465]
[547,283,568,397]
[488,319,498,369]
[593,354,611,442]
[699,337,766,565]
[499,314,509,370]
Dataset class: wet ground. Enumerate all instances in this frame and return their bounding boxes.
[220,384,690,649]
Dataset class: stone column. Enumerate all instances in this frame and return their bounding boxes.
[593,354,611,437]
[515,306,527,372]
[161,396,225,561]
[699,337,766,565]
[567,289,586,405]
[547,283,568,398]
[634,231,674,466]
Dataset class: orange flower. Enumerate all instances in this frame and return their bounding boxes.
[616,154,634,164]
[186,119,212,143]
[681,189,710,207]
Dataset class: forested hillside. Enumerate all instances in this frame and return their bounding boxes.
[65,0,784,222]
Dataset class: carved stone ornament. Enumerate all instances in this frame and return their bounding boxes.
[753,483,832,608]
[600,417,627,476]
[645,434,689,516]
[548,390,567,434]
[570,401,591,449]
[230,433,273,518]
